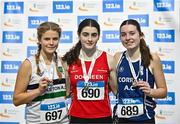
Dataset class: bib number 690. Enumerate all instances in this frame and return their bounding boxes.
[82,88,100,98]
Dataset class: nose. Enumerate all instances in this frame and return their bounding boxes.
[49,39,54,44]
[88,36,92,41]
[125,34,130,40]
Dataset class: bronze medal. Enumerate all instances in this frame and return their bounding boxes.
[132,79,138,87]
[84,83,89,91]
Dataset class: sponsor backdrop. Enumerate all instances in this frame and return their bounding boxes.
[0,0,179,124]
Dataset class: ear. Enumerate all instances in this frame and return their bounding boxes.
[77,32,80,39]
[140,32,144,39]
[97,35,100,41]
[37,41,41,45]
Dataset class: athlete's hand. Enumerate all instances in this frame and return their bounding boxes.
[136,80,152,96]
[38,77,51,94]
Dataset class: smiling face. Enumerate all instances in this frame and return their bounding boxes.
[39,30,59,55]
[120,24,142,51]
[79,26,100,51]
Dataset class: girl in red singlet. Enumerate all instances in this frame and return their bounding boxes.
[62,18,117,123]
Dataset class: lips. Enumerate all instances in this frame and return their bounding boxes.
[87,42,94,46]
[47,46,57,49]
[126,42,134,45]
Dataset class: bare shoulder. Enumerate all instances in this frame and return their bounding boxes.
[113,52,123,64]
[106,52,114,62]
[106,52,116,69]
[151,52,161,64]
[150,52,162,70]
[114,51,124,59]
[21,59,31,70]
[17,59,32,77]
[114,52,120,59]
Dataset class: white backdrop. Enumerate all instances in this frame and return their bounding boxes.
[0,0,180,124]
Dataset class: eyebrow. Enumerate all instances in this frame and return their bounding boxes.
[121,30,136,33]
[82,32,98,34]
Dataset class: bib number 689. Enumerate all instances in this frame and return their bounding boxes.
[121,106,138,116]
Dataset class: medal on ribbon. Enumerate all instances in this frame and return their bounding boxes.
[80,49,98,90]
[125,52,141,87]
[132,79,138,87]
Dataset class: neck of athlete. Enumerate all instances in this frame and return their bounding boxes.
[127,47,141,61]
[41,51,54,65]
[81,47,97,60]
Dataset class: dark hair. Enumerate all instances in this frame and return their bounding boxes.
[35,22,62,78]
[62,18,100,65]
[120,19,152,68]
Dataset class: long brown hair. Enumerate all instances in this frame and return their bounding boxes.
[120,19,152,68]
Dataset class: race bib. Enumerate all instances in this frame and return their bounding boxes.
[116,98,144,118]
[40,100,67,123]
[77,81,105,100]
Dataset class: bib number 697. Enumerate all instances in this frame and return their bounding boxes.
[45,110,62,121]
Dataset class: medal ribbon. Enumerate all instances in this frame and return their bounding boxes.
[40,55,54,81]
[125,51,141,82]
[79,49,98,83]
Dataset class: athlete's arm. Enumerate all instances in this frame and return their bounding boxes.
[62,61,71,98]
[150,53,167,98]
[114,52,121,65]
[13,59,48,106]
[138,53,167,98]
[107,53,117,95]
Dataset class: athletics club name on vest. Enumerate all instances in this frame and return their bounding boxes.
[74,74,104,80]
